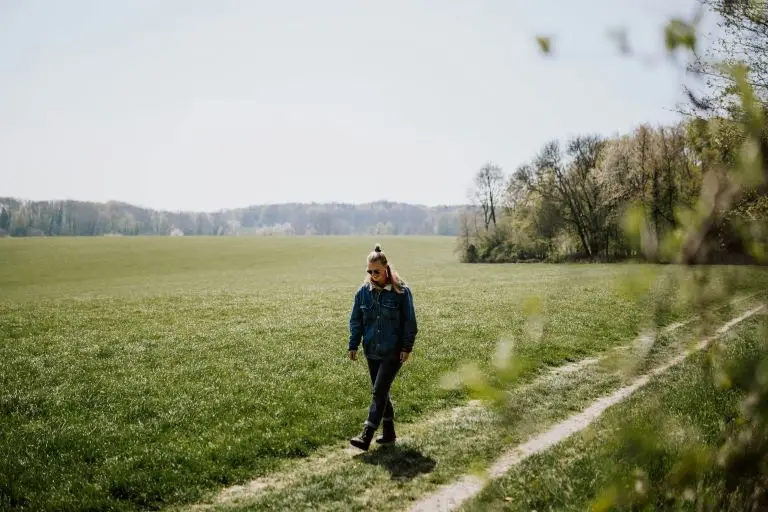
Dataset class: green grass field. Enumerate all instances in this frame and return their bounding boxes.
[2,236,767,511]
[461,316,768,512]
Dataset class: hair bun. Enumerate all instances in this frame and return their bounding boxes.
[374,244,382,253]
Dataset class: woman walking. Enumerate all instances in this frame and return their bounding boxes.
[347,244,418,451]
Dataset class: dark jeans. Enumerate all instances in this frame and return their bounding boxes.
[365,358,402,429]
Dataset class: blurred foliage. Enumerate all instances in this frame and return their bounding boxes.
[450,1,768,509]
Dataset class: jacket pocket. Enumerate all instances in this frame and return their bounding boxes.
[380,302,400,322]
[377,303,400,355]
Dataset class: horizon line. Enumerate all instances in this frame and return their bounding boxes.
[0,195,473,213]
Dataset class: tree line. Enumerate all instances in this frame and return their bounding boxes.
[0,199,463,237]
[459,0,768,265]
[461,120,767,264]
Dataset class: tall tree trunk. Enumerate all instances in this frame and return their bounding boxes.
[652,165,662,249]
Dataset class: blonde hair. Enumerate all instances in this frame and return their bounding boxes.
[366,243,405,293]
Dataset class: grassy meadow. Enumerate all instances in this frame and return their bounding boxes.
[2,236,768,510]
[461,316,768,512]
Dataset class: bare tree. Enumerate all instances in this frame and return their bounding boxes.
[473,162,505,230]
[457,207,482,262]
[686,0,768,114]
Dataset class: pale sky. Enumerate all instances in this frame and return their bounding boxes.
[1,0,721,212]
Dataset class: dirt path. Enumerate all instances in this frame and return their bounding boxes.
[408,305,766,512]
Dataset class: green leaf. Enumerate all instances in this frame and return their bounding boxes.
[664,18,697,53]
[736,138,764,188]
[659,228,684,263]
[732,63,764,134]
[536,35,552,55]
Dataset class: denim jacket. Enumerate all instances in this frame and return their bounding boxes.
[348,282,418,360]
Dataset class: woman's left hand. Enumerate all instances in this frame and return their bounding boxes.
[400,351,410,363]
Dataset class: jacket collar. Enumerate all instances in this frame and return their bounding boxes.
[367,281,392,292]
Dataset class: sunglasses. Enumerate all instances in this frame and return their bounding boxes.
[366,269,383,276]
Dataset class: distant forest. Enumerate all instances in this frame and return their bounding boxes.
[0,198,463,237]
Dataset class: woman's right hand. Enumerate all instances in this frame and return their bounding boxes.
[348,350,358,361]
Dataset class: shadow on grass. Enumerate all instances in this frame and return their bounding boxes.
[353,444,437,481]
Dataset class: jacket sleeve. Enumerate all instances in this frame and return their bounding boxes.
[348,288,363,351]
[400,287,418,352]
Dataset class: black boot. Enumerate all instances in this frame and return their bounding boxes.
[350,425,376,451]
[376,420,396,444]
